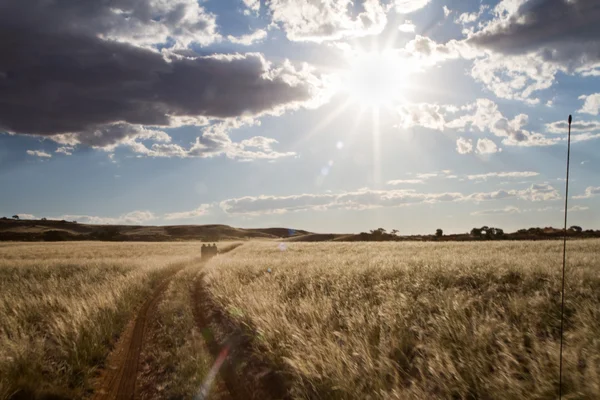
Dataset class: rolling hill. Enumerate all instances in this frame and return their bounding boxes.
[0,218,311,242]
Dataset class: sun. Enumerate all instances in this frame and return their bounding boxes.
[344,49,409,108]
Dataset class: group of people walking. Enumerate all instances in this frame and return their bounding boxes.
[201,243,218,258]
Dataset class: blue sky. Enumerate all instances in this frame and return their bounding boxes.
[1,0,599,234]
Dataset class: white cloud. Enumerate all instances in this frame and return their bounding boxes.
[447,99,558,147]
[14,214,36,219]
[568,205,589,212]
[398,20,416,33]
[443,6,452,17]
[471,206,520,216]
[220,183,561,215]
[395,103,446,130]
[242,0,260,13]
[577,93,600,115]
[267,0,387,42]
[467,171,539,181]
[59,211,157,225]
[573,186,600,199]
[26,150,52,158]
[545,120,600,143]
[228,29,268,45]
[386,179,424,185]
[55,146,74,156]
[416,172,438,179]
[164,204,211,220]
[400,36,468,68]
[455,5,488,25]
[395,0,431,14]
[476,138,500,154]
[518,183,561,202]
[466,183,560,202]
[546,120,600,133]
[456,137,473,154]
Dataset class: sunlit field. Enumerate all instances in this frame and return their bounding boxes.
[0,242,200,399]
[204,241,600,399]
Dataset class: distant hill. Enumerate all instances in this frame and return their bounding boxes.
[2,218,599,242]
[0,218,311,242]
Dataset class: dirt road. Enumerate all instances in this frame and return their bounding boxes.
[92,265,187,400]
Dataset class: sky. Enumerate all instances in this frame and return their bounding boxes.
[1,0,600,235]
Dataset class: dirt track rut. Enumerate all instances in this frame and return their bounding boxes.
[92,266,185,400]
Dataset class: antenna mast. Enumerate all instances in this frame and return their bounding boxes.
[559,114,572,399]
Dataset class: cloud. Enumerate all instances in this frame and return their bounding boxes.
[416,172,439,179]
[568,205,589,212]
[26,150,52,158]
[0,1,328,148]
[13,214,36,219]
[398,21,416,33]
[55,146,74,156]
[546,120,600,133]
[518,183,561,201]
[455,5,488,25]
[267,0,387,42]
[395,103,446,130]
[573,186,600,199]
[443,6,452,17]
[578,93,600,115]
[476,138,500,154]
[545,120,600,142]
[466,183,560,202]
[122,120,295,161]
[456,137,473,154]
[400,36,468,68]
[396,99,561,148]
[164,204,211,220]
[395,0,432,14]
[220,183,562,215]
[1,49,324,141]
[447,99,558,146]
[242,0,261,13]
[467,171,539,181]
[471,206,520,216]
[468,0,600,71]
[386,179,424,185]
[464,0,600,101]
[0,0,220,50]
[228,29,268,45]
[58,211,157,225]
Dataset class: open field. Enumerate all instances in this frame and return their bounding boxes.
[0,242,202,399]
[2,240,599,399]
[203,240,600,399]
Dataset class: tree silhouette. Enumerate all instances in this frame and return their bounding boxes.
[436,229,443,237]
[470,228,482,237]
[569,225,582,233]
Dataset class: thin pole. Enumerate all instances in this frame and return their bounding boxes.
[559,114,572,399]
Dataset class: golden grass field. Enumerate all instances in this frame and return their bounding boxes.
[1,240,599,399]
[0,242,201,399]
[204,240,600,399]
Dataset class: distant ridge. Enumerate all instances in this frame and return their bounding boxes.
[0,218,310,242]
[1,218,599,242]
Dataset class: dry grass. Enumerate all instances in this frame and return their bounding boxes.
[136,264,228,399]
[0,242,201,399]
[203,240,600,399]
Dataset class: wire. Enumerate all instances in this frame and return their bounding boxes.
[559,114,572,399]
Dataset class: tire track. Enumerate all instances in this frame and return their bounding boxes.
[191,270,289,400]
[92,264,188,400]
[191,272,248,399]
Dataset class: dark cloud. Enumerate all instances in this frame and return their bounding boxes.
[0,0,321,145]
[470,0,600,68]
